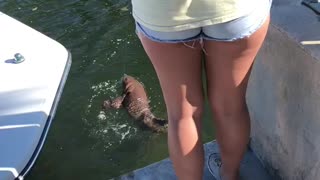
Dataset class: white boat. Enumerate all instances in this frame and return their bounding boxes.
[0,12,71,180]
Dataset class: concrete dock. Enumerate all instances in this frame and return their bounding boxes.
[117,141,275,180]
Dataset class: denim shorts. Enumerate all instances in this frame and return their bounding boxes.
[136,0,272,43]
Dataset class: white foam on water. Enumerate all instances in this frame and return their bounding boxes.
[86,80,119,115]
[120,6,129,12]
[97,111,106,120]
[121,129,130,141]
[93,122,138,150]
[110,51,116,58]
[118,124,127,128]
[83,79,145,151]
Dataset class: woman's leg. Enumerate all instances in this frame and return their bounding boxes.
[138,34,205,180]
[204,17,270,180]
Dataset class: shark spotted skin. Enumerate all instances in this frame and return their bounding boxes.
[103,75,168,132]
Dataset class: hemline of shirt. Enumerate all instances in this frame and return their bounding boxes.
[132,9,255,32]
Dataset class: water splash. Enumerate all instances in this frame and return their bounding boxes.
[110,51,117,58]
[83,79,139,151]
[97,111,106,120]
[120,6,129,12]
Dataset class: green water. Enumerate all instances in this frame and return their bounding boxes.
[0,1,215,179]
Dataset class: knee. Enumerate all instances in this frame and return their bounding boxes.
[209,93,248,119]
[167,99,205,126]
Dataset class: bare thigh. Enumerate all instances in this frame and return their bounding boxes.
[204,16,270,117]
[138,34,205,121]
